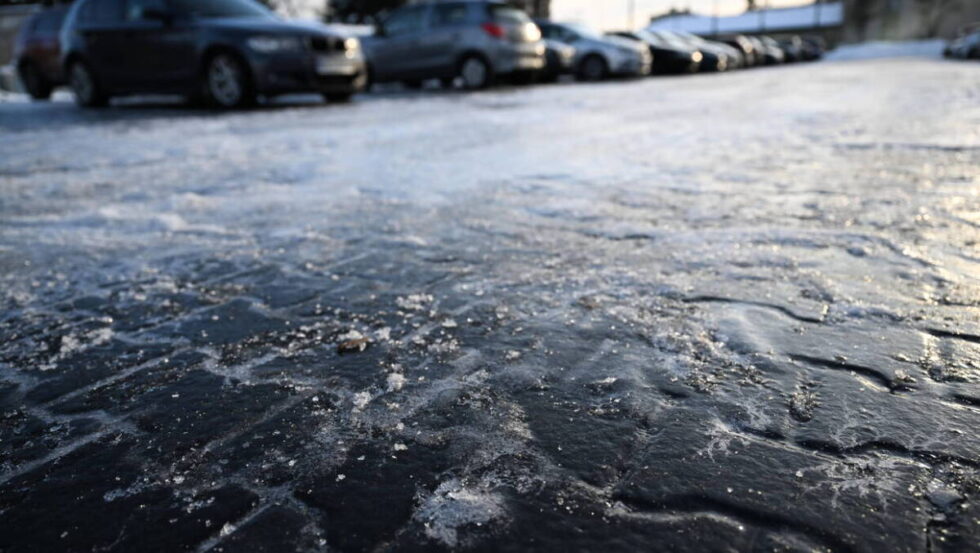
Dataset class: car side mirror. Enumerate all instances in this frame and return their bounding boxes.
[375,24,386,37]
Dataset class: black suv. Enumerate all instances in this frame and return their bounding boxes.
[60,0,368,108]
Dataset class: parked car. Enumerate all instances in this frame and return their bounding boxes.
[609,29,701,74]
[538,39,576,82]
[778,36,805,62]
[60,0,367,108]
[944,30,980,60]
[758,36,786,65]
[362,1,544,90]
[536,20,651,81]
[655,31,729,72]
[681,32,744,69]
[14,5,69,100]
[718,34,759,67]
[800,36,826,61]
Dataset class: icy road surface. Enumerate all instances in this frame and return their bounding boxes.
[1,57,979,553]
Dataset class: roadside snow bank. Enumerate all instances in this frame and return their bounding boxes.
[825,39,945,61]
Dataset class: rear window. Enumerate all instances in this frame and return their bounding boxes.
[488,5,529,24]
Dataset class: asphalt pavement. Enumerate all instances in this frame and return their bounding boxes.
[1,57,979,552]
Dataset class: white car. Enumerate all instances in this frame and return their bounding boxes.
[535,20,651,81]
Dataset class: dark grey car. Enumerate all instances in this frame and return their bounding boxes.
[362,1,545,90]
[60,0,367,108]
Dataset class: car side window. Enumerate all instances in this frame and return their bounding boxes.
[431,3,468,28]
[382,6,426,37]
[125,0,168,22]
[78,0,125,25]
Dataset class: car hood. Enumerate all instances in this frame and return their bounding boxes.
[578,35,644,53]
[198,17,352,38]
[603,35,647,52]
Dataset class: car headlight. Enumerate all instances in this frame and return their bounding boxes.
[247,36,303,53]
[344,37,360,52]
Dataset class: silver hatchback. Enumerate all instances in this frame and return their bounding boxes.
[362,1,545,90]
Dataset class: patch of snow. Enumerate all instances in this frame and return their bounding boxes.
[414,480,506,548]
[386,372,406,392]
[824,40,945,61]
[396,294,433,311]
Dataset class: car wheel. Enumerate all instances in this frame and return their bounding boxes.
[19,63,53,101]
[204,53,254,109]
[402,79,423,90]
[577,54,608,82]
[323,92,352,103]
[440,77,456,89]
[458,55,492,90]
[68,61,108,108]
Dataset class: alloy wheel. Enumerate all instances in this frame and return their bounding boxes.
[70,63,97,106]
[460,57,489,90]
[208,55,245,108]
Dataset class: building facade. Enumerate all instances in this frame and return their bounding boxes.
[648,0,978,43]
[843,0,980,41]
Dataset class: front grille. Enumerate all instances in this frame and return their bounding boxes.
[309,36,344,52]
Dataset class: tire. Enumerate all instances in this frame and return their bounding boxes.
[440,77,456,89]
[402,79,423,90]
[19,63,53,101]
[577,54,608,82]
[203,52,254,109]
[68,60,108,108]
[323,92,352,103]
[458,55,493,90]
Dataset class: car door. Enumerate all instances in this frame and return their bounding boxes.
[371,5,430,82]
[119,0,197,91]
[74,0,128,88]
[421,2,471,77]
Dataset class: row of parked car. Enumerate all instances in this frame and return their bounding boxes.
[943,27,980,60]
[13,0,828,109]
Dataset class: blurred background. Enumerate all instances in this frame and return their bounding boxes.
[2,0,977,66]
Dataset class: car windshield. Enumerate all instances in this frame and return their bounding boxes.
[658,31,693,47]
[674,32,706,45]
[635,30,665,46]
[169,0,273,18]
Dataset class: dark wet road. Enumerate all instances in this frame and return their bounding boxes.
[1,58,979,552]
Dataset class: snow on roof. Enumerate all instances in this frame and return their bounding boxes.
[647,2,843,35]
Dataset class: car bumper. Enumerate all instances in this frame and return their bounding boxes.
[656,52,700,74]
[248,51,367,95]
[612,55,651,76]
[492,42,546,74]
